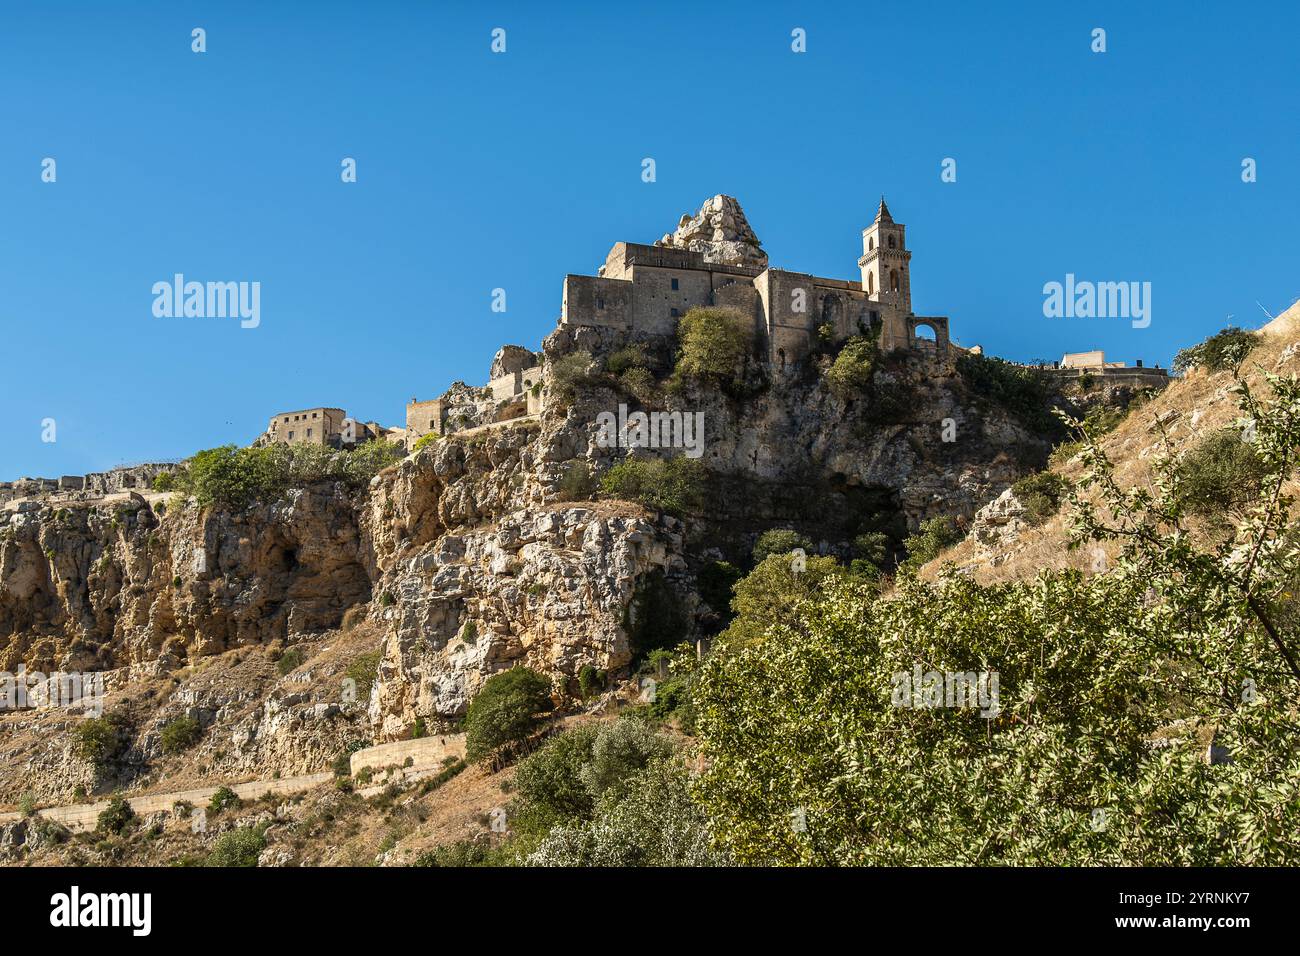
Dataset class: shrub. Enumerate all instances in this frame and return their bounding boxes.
[463,667,554,763]
[159,714,202,755]
[720,553,847,649]
[1173,326,1259,374]
[605,344,652,377]
[275,647,304,676]
[599,455,708,516]
[18,793,36,818]
[73,712,131,770]
[97,794,135,835]
[1011,471,1068,526]
[206,827,266,867]
[752,529,814,564]
[346,651,382,700]
[826,336,877,398]
[1174,429,1268,519]
[852,531,890,568]
[696,560,742,621]
[577,665,606,699]
[899,515,964,574]
[208,786,241,815]
[413,432,440,452]
[957,352,1061,436]
[555,460,596,501]
[551,351,596,403]
[674,307,753,389]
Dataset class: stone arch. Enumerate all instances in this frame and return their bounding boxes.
[866,271,875,295]
[906,316,949,357]
[889,269,900,293]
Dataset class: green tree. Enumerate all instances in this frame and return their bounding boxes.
[826,336,877,398]
[159,714,202,755]
[752,529,814,563]
[464,667,554,764]
[674,307,753,389]
[206,827,267,867]
[1173,326,1258,374]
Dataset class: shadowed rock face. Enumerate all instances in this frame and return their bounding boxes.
[655,194,767,270]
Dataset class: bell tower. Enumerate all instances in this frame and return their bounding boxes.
[858,196,911,314]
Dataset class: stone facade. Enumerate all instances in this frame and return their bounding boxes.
[562,195,951,368]
[405,348,542,446]
[266,407,347,446]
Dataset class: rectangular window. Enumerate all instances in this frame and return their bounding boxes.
[288,431,294,440]
[307,428,312,438]
[312,412,318,418]
[670,308,680,318]
[596,297,605,310]
[671,278,679,291]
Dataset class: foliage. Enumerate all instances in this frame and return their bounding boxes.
[555,460,597,501]
[577,665,606,699]
[166,440,404,509]
[752,529,814,564]
[73,712,131,770]
[346,651,382,700]
[526,759,730,867]
[691,369,1300,864]
[826,335,878,399]
[208,786,241,815]
[464,667,554,763]
[97,794,135,835]
[1173,326,1259,374]
[159,714,203,755]
[413,432,440,452]
[551,350,596,403]
[1173,428,1269,520]
[1011,471,1068,526]
[275,647,304,676]
[673,307,753,389]
[851,531,890,570]
[696,560,742,622]
[956,352,1061,436]
[719,553,853,650]
[205,826,267,867]
[898,515,964,574]
[599,455,708,516]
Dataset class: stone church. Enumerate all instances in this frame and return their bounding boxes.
[560,195,951,367]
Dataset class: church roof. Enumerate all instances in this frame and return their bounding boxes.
[875,195,894,224]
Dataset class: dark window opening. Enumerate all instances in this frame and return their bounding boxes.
[671,278,679,291]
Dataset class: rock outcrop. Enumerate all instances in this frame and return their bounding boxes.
[655,194,767,270]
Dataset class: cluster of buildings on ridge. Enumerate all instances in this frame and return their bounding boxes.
[3,197,1169,504]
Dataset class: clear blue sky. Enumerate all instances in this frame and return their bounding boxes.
[3,1,1297,480]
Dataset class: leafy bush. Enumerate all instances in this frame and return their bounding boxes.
[206,827,266,867]
[73,712,131,770]
[577,665,606,699]
[413,432,439,452]
[752,529,814,563]
[1173,428,1268,519]
[826,336,877,398]
[159,714,202,755]
[1010,471,1068,526]
[957,352,1061,436]
[555,460,597,501]
[165,440,404,509]
[208,786,241,815]
[346,651,382,700]
[1173,326,1258,374]
[851,531,890,569]
[605,343,652,377]
[464,667,554,764]
[275,646,304,675]
[899,515,964,574]
[550,351,596,403]
[412,839,508,867]
[599,456,708,516]
[673,307,753,389]
[719,553,850,649]
[97,794,135,835]
[624,569,690,660]
[527,759,728,867]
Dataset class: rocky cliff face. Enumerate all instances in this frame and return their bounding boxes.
[655,194,767,270]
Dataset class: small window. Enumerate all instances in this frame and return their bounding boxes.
[596,297,605,310]
[312,412,318,419]
[283,417,289,423]
[288,431,295,440]
[429,419,436,429]
[888,236,896,249]
[671,278,679,291]
[868,237,874,251]
[670,308,680,318]
[307,428,313,437]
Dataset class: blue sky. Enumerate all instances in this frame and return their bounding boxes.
[3,1,1297,480]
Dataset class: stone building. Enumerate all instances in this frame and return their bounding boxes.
[264,408,393,448]
[405,346,542,445]
[560,195,951,368]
